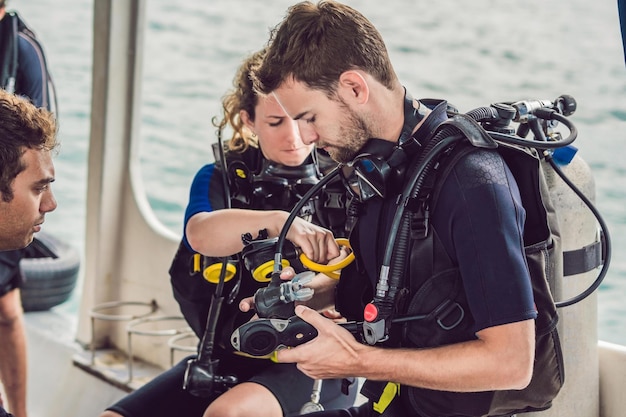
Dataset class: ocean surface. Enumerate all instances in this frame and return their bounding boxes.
[10,0,626,345]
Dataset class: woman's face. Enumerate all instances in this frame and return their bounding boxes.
[241,95,314,166]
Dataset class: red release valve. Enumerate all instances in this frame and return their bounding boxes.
[363,303,378,322]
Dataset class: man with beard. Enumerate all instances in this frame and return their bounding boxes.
[243,1,538,416]
[0,89,58,417]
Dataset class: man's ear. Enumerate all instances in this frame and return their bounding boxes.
[338,70,369,105]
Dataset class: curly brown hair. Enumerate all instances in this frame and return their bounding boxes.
[0,90,58,202]
[212,48,266,153]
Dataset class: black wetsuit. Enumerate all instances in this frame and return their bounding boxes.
[306,99,536,417]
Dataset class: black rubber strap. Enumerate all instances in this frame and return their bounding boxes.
[563,237,604,277]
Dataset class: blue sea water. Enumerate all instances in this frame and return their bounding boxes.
[10,0,626,345]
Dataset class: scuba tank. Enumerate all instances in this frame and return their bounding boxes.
[526,135,605,417]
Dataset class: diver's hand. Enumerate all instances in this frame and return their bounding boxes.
[275,305,366,380]
[286,217,339,264]
[321,308,346,322]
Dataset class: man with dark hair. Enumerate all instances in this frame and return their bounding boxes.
[0,0,57,320]
[0,88,58,417]
[0,4,56,416]
[246,1,538,416]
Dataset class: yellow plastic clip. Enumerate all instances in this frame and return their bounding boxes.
[252,259,291,282]
[203,262,237,284]
[235,168,247,179]
[372,382,400,414]
[192,253,202,273]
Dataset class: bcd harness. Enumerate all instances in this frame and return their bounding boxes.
[215,93,608,414]
[172,142,354,397]
[365,140,565,417]
[348,98,608,417]
[180,144,352,294]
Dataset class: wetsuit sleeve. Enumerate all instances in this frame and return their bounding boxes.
[182,164,227,248]
[433,149,537,333]
[16,34,49,109]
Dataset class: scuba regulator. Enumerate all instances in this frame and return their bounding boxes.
[231,228,354,357]
[230,170,355,357]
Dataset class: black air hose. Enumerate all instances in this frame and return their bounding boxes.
[465,106,500,123]
[489,111,577,149]
[376,109,501,330]
[374,124,462,325]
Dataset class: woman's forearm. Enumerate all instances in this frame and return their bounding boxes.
[186,209,288,256]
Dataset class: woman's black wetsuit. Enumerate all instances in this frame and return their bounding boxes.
[106,146,356,417]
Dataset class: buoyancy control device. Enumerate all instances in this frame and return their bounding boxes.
[178,129,354,398]
[231,94,611,417]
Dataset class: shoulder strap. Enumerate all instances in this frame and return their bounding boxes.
[403,112,493,294]
[211,143,262,209]
[408,143,476,291]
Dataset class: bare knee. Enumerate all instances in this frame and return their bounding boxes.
[203,382,282,417]
[204,397,236,417]
[204,395,255,417]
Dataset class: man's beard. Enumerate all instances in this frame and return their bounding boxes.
[325,107,373,164]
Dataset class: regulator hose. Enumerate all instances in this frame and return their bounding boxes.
[488,111,577,149]
[374,130,462,321]
[546,155,612,308]
[274,168,342,272]
[183,127,239,397]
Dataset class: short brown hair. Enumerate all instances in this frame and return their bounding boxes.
[253,0,397,97]
[0,90,58,201]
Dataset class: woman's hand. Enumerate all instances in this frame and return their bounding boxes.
[285,217,339,264]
